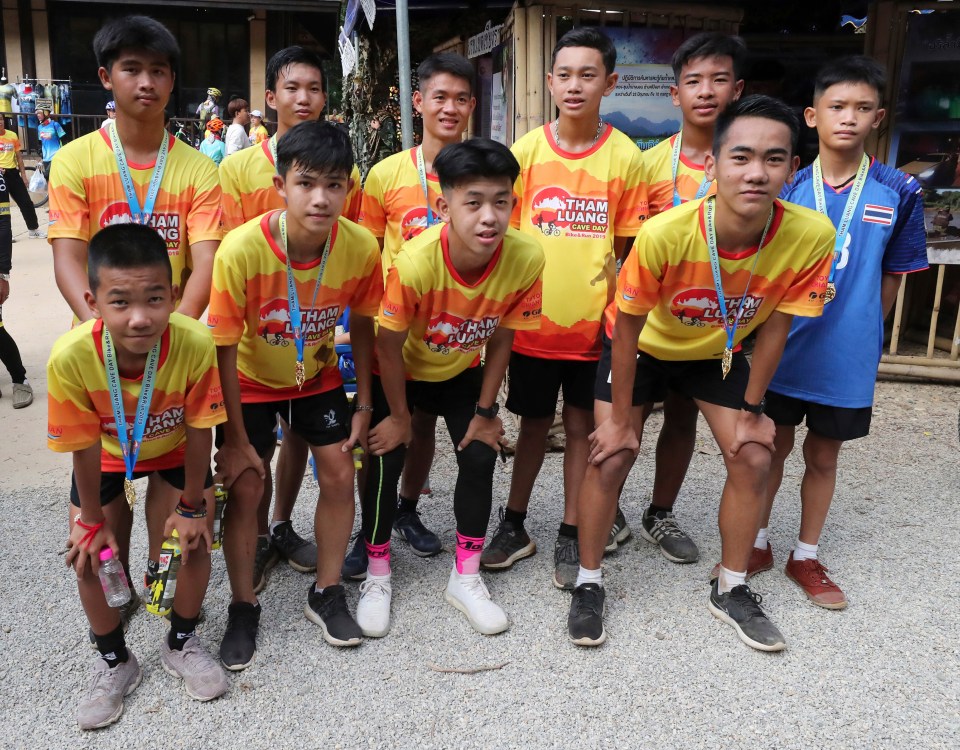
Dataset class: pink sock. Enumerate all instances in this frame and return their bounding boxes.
[366,540,391,577]
[455,533,484,575]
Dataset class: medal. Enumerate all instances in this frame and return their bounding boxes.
[812,153,870,305]
[671,131,712,208]
[109,124,168,226]
[280,211,333,390]
[103,325,160,500]
[704,197,773,379]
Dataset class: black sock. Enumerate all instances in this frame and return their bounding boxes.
[167,610,200,651]
[648,503,672,517]
[397,495,418,514]
[94,624,128,668]
[558,522,578,539]
[504,507,527,528]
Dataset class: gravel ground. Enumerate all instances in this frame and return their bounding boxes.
[1,379,957,748]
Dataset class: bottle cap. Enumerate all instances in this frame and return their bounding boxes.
[99,547,114,561]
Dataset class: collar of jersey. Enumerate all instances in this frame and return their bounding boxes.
[98,129,175,171]
[821,155,875,195]
[92,317,171,377]
[408,147,439,181]
[543,122,612,160]
[440,224,503,288]
[262,210,338,270]
[697,197,785,260]
[671,133,706,171]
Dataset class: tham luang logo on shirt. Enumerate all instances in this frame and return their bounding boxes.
[99,406,185,441]
[663,288,764,329]
[530,187,609,239]
[257,299,340,347]
[100,203,181,252]
[400,207,441,241]
[424,312,500,354]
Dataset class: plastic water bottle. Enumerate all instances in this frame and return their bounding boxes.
[147,531,181,617]
[98,548,130,608]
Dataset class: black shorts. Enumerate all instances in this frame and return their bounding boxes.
[506,351,597,417]
[595,331,668,405]
[625,349,751,410]
[215,387,352,457]
[70,466,215,507]
[406,365,482,416]
[765,390,872,441]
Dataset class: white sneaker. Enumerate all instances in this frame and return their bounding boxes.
[28,228,47,239]
[356,574,392,638]
[444,568,509,635]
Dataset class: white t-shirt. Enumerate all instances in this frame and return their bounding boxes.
[225,123,251,156]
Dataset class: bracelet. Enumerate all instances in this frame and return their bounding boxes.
[175,498,208,519]
[354,404,374,412]
[74,517,105,549]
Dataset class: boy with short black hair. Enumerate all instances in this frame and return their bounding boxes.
[219,45,363,583]
[571,95,836,652]
[48,224,228,730]
[755,56,927,608]
[209,120,381,666]
[596,32,746,565]
[482,27,645,588]
[349,51,477,573]
[361,138,544,637]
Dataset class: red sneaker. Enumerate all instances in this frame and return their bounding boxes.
[709,542,774,581]
[784,553,848,610]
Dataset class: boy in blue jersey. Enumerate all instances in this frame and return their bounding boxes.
[755,56,927,608]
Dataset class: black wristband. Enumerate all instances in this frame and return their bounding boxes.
[175,498,208,519]
[475,402,500,419]
[740,397,766,415]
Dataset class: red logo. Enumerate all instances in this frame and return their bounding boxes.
[99,203,181,251]
[530,187,609,237]
[256,299,340,347]
[423,312,500,354]
[400,207,441,241]
[669,288,764,329]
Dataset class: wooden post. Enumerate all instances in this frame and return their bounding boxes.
[888,275,907,355]
[927,264,946,358]
[514,5,528,138]
[526,6,545,132]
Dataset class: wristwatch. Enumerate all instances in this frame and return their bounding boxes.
[741,397,766,415]
[475,402,500,419]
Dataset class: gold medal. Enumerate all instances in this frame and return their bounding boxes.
[124,478,136,509]
[824,282,836,304]
[721,347,733,380]
[295,360,305,390]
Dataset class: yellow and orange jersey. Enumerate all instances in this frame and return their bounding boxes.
[359,148,443,279]
[510,124,645,361]
[47,129,223,294]
[208,211,382,402]
[249,124,269,145]
[616,198,835,361]
[0,129,21,169]
[602,132,717,337]
[219,138,361,231]
[379,224,544,382]
[46,314,225,472]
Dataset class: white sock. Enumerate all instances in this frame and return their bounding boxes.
[793,540,818,561]
[754,527,768,550]
[575,566,603,588]
[269,520,287,535]
[717,566,747,594]
[314,584,324,594]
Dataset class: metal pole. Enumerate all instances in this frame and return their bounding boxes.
[395,0,414,150]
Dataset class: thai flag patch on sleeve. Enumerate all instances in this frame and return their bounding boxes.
[862,204,894,225]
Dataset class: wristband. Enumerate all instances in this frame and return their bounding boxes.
[175,498,208,519]
[354,404,374,412]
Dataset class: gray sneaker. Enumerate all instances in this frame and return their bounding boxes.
[161,636,229,701]
[76,652,142,730]
[270,520,317,573]
[552,533,579,590]
[604,506,632,553]
[480,508,536,570]
[11,382,33,409]
[640,508,699,563]
[253,535,279,594]
[708,579,786,652]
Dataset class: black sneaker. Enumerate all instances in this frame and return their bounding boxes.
[220,602,261,670]
[270,521,317,573]
[341,533,368,581]
[253,536,279,594]
[304,584,362,647]
[604,506,632,554]
[480,508,536,570]
[568,583,606,646]
[708,580,786,652]
[553,533,579,590]
[640,508,699,564]
[393,511,442,557]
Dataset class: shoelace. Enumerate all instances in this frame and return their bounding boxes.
[275,523,309,552]
[360,577,390,601]
[460,574,492,601]
[555,537,579,564]
[798,559,839,588]
[178,638,218,673]
[730,585,766,618]
[573,587,603,618]
[651,515,685,539]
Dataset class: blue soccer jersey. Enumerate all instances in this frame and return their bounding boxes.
[771,159,928,408]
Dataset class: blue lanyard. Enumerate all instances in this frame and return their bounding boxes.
[416,146,439,228]
[103,326,160,479]
[812,154,870,285]
[109,125,168,225]
[280,211,332,385]
[703,196,773,354]
[671,131,712,208]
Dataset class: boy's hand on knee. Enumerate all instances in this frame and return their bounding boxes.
[66,520,118,579]
[342,410,373,454]
[368,414,412,456]
[214,441,266,489]
[164,514,212,564]
[729,412,776,457]
[458,415,505,453]
[588,418,640,465]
